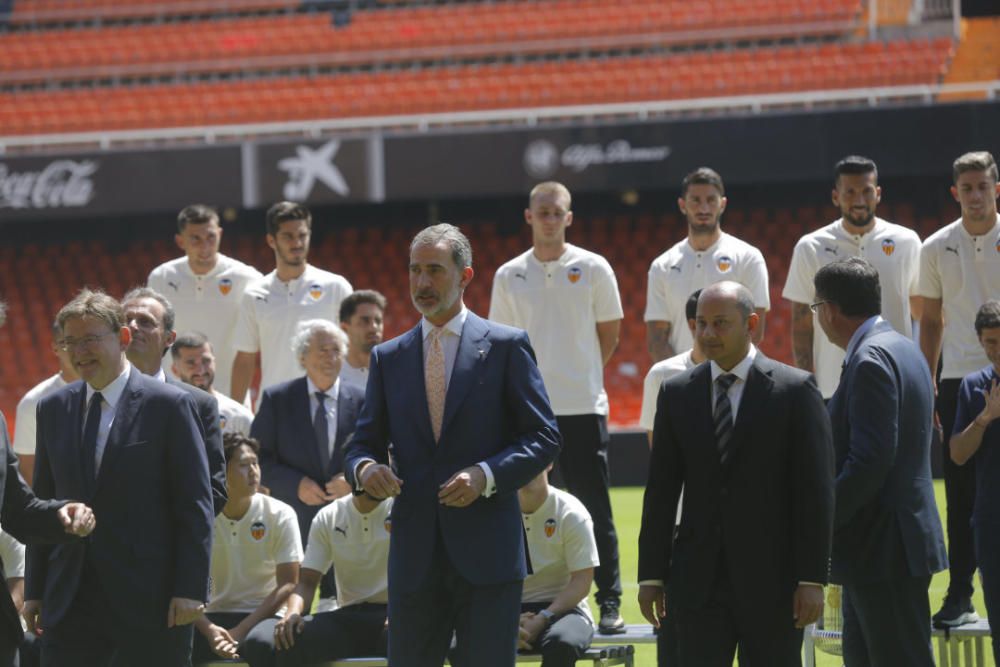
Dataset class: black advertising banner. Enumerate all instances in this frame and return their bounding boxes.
[383,103,1000,199]
[253,137,378,206]
[0,145,242,222]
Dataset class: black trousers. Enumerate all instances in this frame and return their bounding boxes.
[255,603,386,666]
[842,575,934,667]
[671,563,801,667]
[191,611,276,667]
[553,414,622,604]
[974,520,1000,663]
[519,603,593,667]
[938,377,977,599]
[40,563,193,667]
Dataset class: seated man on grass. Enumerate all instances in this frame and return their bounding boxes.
[193,433,302,667]
[269,491,391,665]
[517,468,599,666]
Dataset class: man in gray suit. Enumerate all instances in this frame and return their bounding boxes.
[814,257,947,666]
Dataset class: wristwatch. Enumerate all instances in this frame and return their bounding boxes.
[538,609,556,626]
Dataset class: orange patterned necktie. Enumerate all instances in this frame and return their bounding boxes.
[425,326,446,442]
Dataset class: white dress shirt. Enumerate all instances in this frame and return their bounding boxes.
[709,345,758,419]
[307,376,340,460]
[84,363,132,471]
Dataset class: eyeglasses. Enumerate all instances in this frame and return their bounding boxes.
[59,331,115,351]
[809,300,829,313]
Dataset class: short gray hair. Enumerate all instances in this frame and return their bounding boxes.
[292,319,348,363]
[410,223,472,270]
[122,286,176,333]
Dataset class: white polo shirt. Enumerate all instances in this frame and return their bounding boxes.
[339,361,369,394]
[0,530,25,579]
[149,254,262,400]
[644,232,769,354]
[522,487,599,620]
[489,244,623,416]
[215,391,253,436]
[639,351,697,432]
[917,215,1000,380]
[207,493,302,614]
[782,218,921,398]
[232,264,352,395]
[13,373,68,455]
[303,495,392,608]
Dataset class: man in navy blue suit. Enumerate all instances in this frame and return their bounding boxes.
[252,320,364,607]
[344,223,561,667]
[815,258,947,667]
[24,289,214,667]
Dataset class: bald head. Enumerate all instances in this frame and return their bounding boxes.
[699,282,755,320]
[696,282,758,370]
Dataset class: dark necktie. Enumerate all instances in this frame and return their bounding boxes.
[81,391,103,493]
[714,374,737,464]
[314,392,330,473]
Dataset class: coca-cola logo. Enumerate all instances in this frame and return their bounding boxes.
[0,160,98,210]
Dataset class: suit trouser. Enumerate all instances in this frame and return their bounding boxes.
[190,612,276,667]
[671,562,801,667]
[39,563,194,667]
[974,519,1000,662]
[554,414,622,604]
[938,377,977,600]
[519,603,593,667]
[254,603,387,667]
[388,530,523,667]
[841,575,934,667]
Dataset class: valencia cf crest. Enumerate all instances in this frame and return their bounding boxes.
[218,278,233,295]
[219,415,228,430]
[996,239,1000,254]
[881,239,895,257]
[544,518,557,538]
[567,267,582,284]
[250,521,266,541]
[309,283,323,300]
[716,255,733,273]
[384,518,392,534]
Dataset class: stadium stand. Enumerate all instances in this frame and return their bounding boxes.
[0,38,953,135]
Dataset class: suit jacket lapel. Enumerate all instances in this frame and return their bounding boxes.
[332,384,358,475]
[400,324,436,448]
[687,363,720,474]
[441,314,490,440]
[95,371,143,495]
[291,377,325,477]
[68,383,87,495]
[725,356,775,467]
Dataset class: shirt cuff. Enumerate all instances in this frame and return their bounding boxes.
[477,463,496,497]
[354,459,375,493]
[798,581,824,588]
[639,580,664,587]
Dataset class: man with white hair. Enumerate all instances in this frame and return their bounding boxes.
[251,319,365,609]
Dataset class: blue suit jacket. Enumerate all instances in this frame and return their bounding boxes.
[166,378,227,515]
[253,376,364,542]
[26,370,214,630]
[344,312,561,591]
[828,319,948,584]
[0,412,75,650]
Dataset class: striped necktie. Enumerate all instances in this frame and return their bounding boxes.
[714,373,737,464]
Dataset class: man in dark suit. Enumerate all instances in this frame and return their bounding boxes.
[344,223,561,667]
[252,320,364,547]
[638,281,834,667]
[814,257,947,666]
[121,287,227,514]
[24,289,214,667]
